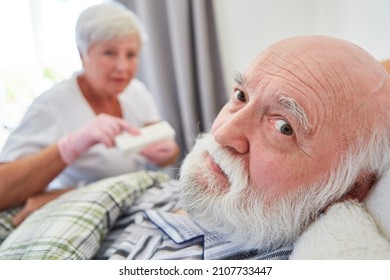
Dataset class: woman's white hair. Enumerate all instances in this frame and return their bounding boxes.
[75,2,147,56]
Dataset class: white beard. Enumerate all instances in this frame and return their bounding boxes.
[179,133,353,251]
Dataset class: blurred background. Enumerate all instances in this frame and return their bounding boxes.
[1,0,390,162]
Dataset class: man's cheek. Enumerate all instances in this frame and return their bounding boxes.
[249,158,289,196]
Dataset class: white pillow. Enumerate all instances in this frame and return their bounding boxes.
[365,168,390,241]
[290,200,390,259]
[290,169,390,259]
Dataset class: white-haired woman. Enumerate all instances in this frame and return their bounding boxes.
[0,2,179,225]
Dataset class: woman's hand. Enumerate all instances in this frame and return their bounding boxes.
[58,113,139,164]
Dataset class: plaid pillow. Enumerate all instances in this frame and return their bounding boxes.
[0,171,170,260]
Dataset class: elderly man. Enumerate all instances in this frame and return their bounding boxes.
[178,35,390,256]
[1,35,390,260]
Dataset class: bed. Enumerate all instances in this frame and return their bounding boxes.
[0,169,389,260]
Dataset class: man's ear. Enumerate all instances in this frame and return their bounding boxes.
[344,172,377,202]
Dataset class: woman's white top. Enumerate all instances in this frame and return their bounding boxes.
[0,74,161,190]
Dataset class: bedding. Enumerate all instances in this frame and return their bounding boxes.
[0,206,20,245]
[0,170,170,260]
[291,168,390,259]
[0,167,389,260]
[290,201,390,259]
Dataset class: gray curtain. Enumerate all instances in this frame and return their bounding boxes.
[117,0,227,175]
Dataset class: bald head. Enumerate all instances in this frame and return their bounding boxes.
[247,35,390,147]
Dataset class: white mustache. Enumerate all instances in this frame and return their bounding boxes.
[196,134,249,194]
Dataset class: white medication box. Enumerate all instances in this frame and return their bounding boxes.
[115,121,176,155]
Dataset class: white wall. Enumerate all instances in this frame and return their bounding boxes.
[214,0,390,90]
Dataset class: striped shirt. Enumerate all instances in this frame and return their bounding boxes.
[94,180,293,260]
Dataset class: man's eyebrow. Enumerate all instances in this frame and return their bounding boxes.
[275,93,313,134]
[233,71,248,87]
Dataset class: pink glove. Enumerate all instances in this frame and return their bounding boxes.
[140,139,178,166]
[58,113,139,164]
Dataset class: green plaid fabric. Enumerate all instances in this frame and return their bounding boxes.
[0,171,170,260]
[0,207,20,245]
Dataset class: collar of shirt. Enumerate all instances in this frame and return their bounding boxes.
[144,210,293,260]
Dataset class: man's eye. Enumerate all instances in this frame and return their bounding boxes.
[234,89,246,102]
[275,119,293,136]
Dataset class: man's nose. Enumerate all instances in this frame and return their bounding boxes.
[213,111,250,154]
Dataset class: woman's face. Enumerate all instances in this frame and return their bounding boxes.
[81,34,141,97]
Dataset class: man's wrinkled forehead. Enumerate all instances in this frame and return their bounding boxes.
[247,44,331,88]
[243,44,331,106]
[243,36,378,108]
[247,36,387,93]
